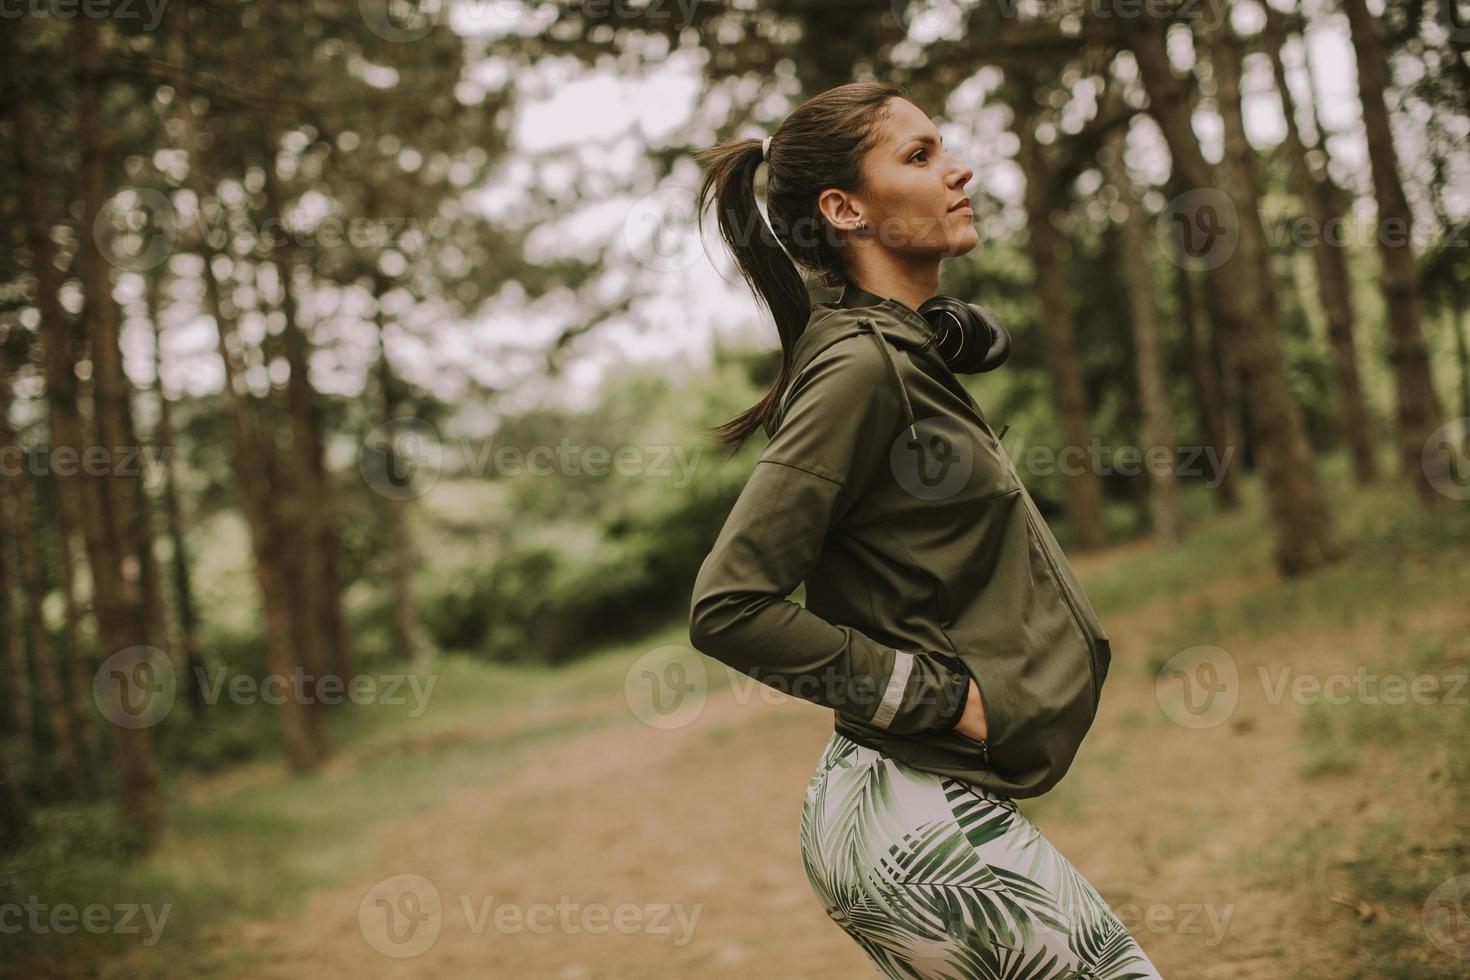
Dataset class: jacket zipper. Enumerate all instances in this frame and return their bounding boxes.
[1020,491,1101,711]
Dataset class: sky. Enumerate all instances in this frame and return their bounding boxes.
[455,0,1398,418]
[130,0,1466,431]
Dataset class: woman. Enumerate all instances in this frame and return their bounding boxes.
[687,82,1164,978]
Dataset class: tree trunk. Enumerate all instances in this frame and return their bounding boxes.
[1129,13,1340,574]
[165,1,327,770]
[0,473,31,757]
[202,261,329,772]
[0,451,83,792]
[1260,3,1377,484]
[1175,262,1240,508]
[0,746,27,852]
[1101,114,1184,545]
[373,272,421,665]
[50,480,96,771]
[258,55,353,690]
[1450,294,1470,431]
[1017,108,1107,550]
[3,30,99,781]
[0,360,83,790]
[70,15,163,843]
[1341,0,1444,503]
[147,275,207,720]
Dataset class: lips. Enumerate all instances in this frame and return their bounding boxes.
[948,198,973,213]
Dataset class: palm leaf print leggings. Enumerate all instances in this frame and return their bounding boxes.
[800,732,1165,979]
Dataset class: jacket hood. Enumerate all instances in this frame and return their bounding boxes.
[764,299,939,441]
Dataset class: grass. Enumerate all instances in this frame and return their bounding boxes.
[0,626,681,978]
[4,449,1467,977]
[1064,450,1470,976]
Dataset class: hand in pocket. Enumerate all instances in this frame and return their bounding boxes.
[952,676,989,743]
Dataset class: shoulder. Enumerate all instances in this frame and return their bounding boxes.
[783,331,903,421]
[761,332,903,445]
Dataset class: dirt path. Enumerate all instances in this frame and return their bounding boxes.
[183,559,1455,978]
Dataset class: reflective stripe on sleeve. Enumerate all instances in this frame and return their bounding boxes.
[870,650,914,730]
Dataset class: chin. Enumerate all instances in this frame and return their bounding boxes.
[934,230,979,259]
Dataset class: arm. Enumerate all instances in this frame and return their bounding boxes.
[688,338,972,735]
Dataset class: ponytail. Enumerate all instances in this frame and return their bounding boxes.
[693,137,812,458]
[692,81,908,458]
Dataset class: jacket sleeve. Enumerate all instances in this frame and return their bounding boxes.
[687,336,971,735]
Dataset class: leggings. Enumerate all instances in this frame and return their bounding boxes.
[799,732,1165,979]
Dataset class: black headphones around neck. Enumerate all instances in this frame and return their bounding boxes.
[838,281,1012,374]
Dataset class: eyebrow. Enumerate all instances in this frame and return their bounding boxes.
[899,133,942,151]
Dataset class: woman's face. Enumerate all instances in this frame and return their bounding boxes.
[836,97,978,260]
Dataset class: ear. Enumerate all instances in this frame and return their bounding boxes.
[817,188,863,231]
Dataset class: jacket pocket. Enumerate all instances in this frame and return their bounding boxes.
[931,643,998,770]
[1020,496,1101,712]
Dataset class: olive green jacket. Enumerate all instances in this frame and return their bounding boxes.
[688,297,1111,798]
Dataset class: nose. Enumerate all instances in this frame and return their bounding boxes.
[947,156,974,191]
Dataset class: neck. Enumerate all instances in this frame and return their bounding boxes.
[844,256,940,313]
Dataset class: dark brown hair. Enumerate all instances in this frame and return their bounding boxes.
[694,81,909,457]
